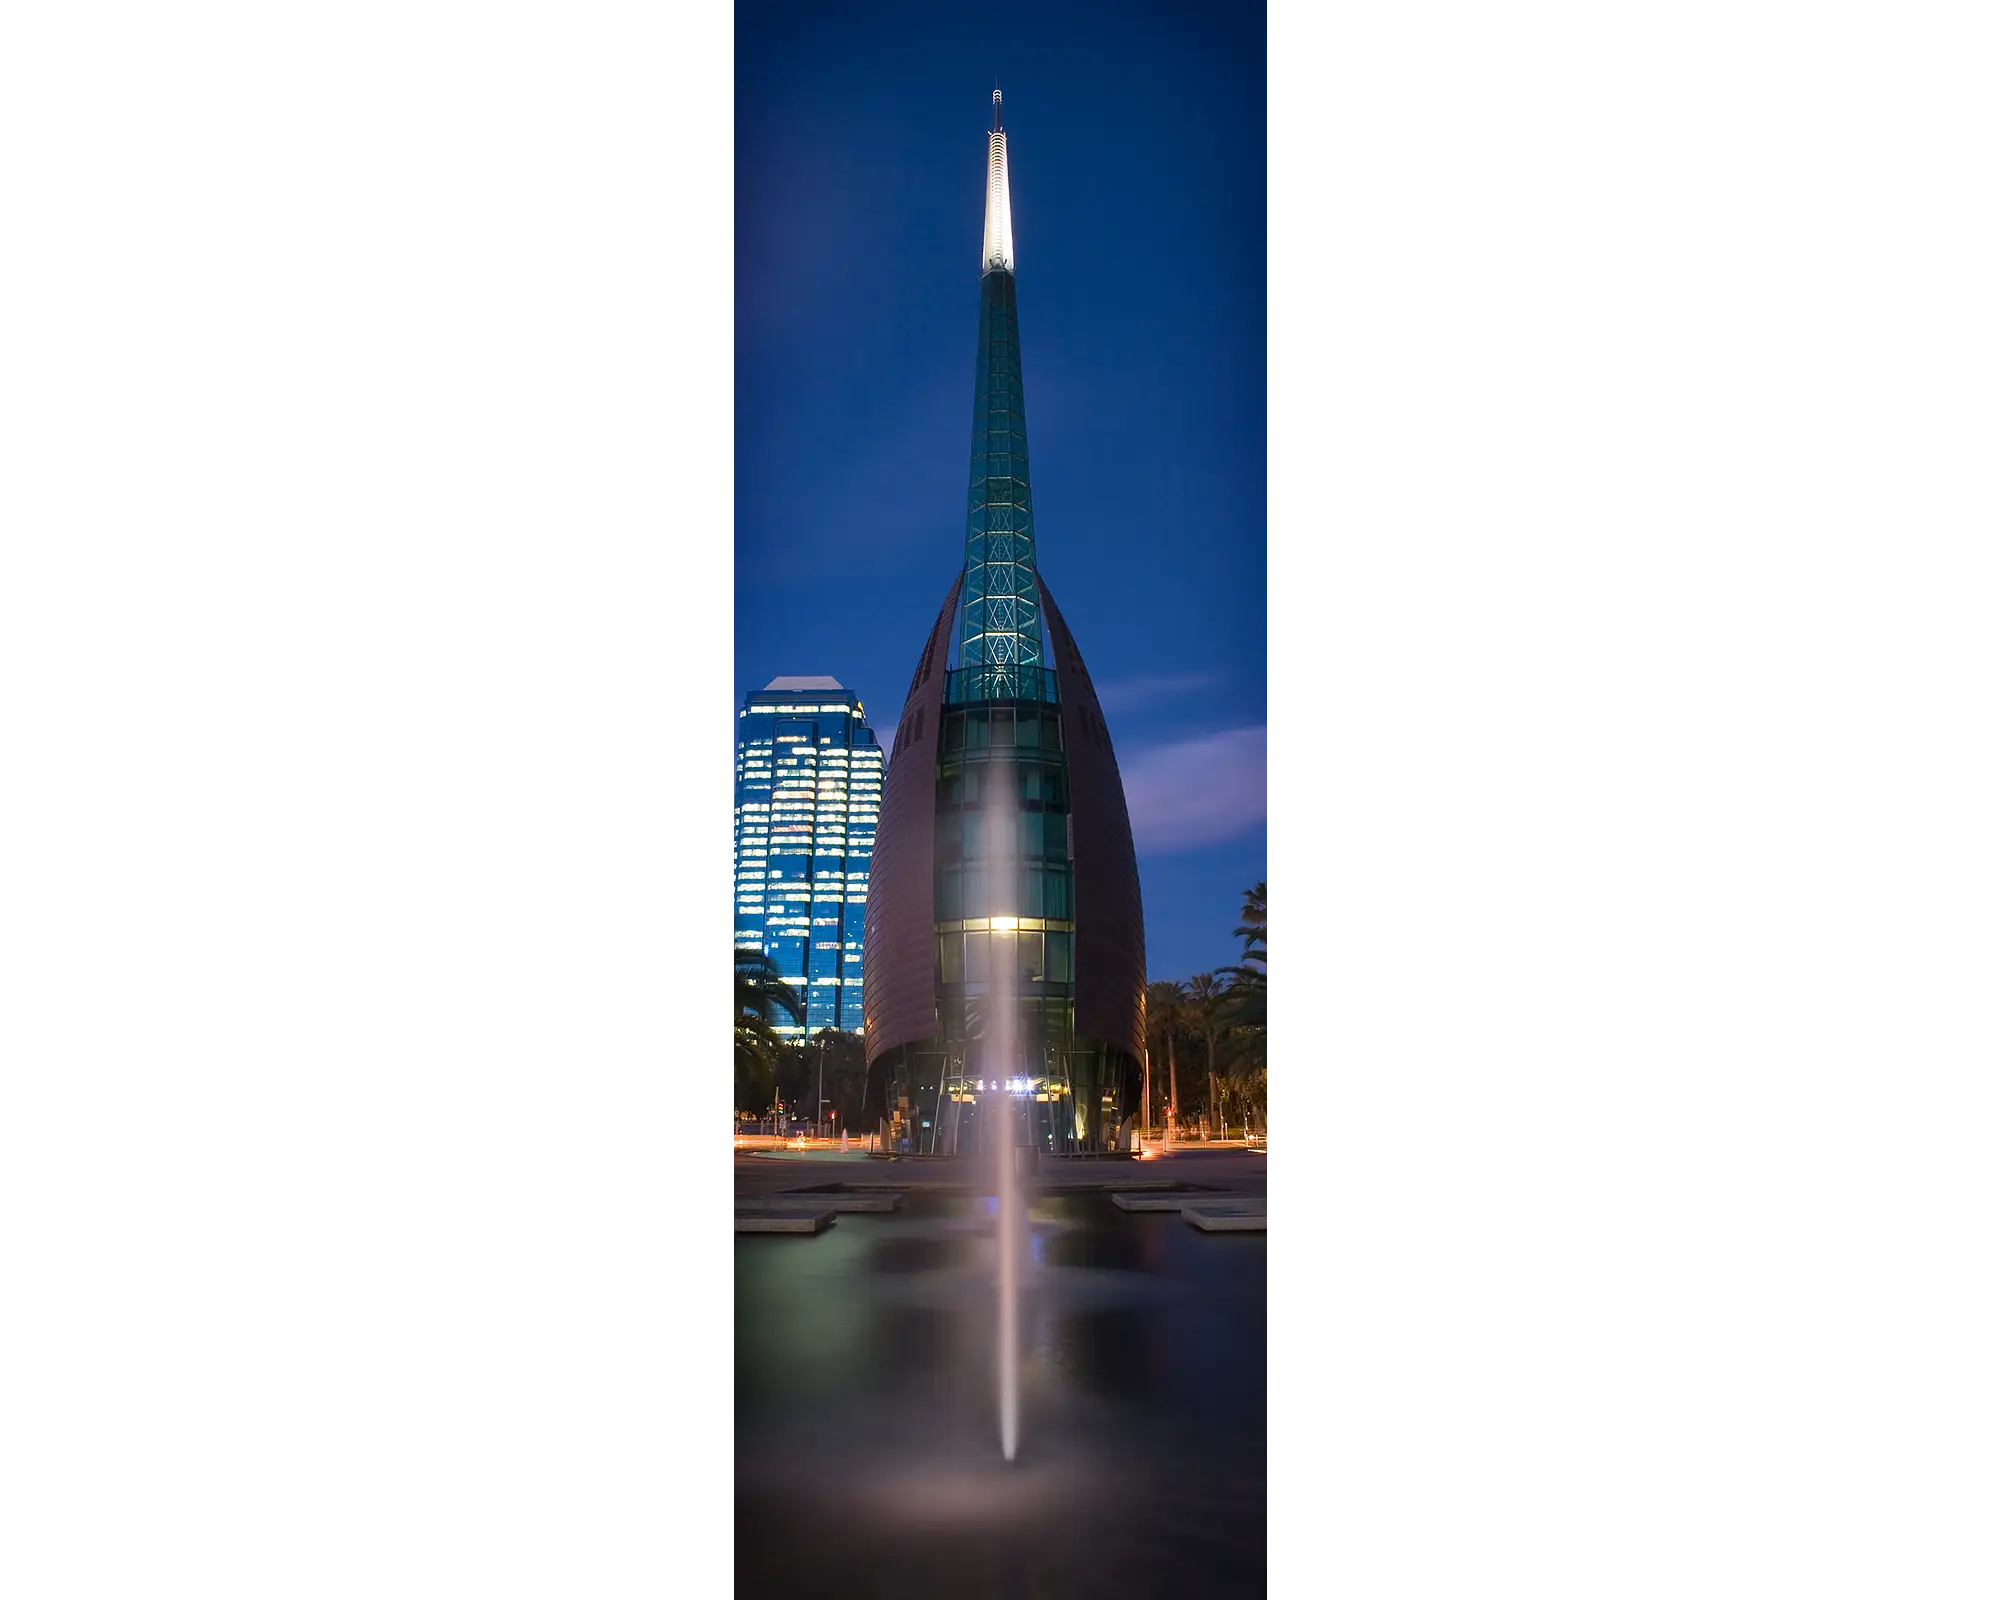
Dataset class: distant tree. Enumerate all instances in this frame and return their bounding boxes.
[805,1026,869,1132]
[1222,879,1267,1010]
[1220,1063,1267,1130]
[1145,978,1189,1131]
[735,947,803,1114]
[1234,879,1266,967]
[1216,881,1268,1117]
[1186,972,1226,1136]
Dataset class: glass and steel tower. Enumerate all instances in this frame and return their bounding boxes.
[958,91,1043,704]
[734,677,883,1036]
[863,93,1146,1154]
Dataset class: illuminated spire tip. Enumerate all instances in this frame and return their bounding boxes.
[982,91,1014,274]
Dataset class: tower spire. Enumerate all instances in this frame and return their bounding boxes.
[982,89,1014,275]
[961,89,1038,696]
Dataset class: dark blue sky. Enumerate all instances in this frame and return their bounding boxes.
[736,0,1265,983]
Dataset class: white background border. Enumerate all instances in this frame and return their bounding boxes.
[1275,2,1999,1592]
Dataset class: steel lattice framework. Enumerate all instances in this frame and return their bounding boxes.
[957,100,1046,704]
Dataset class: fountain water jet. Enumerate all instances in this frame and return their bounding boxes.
[988,746,1022,1463]
[993,1083,1020,1463]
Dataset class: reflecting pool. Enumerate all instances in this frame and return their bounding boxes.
[736,1188,1266,1597]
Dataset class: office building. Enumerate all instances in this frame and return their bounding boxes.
[734,676,883,1036]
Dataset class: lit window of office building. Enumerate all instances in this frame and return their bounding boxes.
[734,676,884,1036]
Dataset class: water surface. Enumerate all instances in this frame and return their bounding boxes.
[736,1189,1266,1597]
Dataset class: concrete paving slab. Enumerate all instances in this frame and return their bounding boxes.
[1181,1200,1267,1233]
[736,1210,836,1234]
[738,1192,903,1213]
[1111,1192,1203,1211]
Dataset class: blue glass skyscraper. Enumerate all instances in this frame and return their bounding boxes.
[734,677,883,1035]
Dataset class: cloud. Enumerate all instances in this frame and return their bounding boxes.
[1119,726,1267,853]
[1093,672,1220,712]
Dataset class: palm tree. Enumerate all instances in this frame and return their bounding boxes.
[1234,880,1267,968]
[1145,978,1188,1135]
[1186,972,1226,1137]
[735,947,803,1114]
[1214,881,1268,1129]
[1219,878,1268,1035]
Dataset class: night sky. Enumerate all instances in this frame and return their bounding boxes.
[736,0,1266,984]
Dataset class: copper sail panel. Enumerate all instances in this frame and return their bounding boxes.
[1037,576,1147,1063]
[860,578,960,1065]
